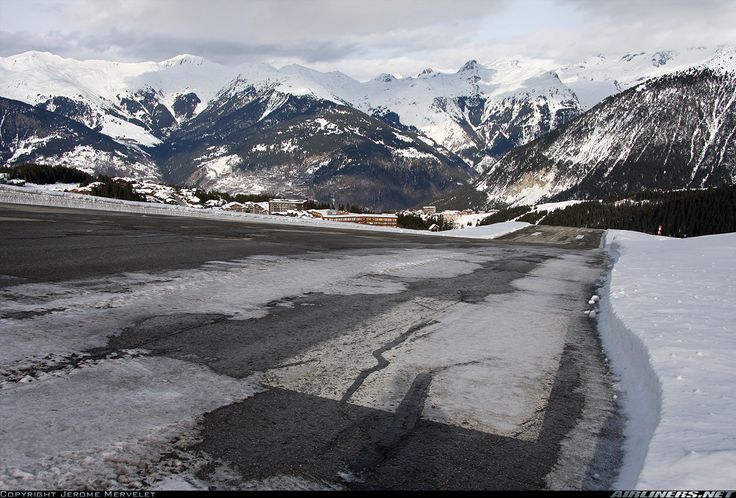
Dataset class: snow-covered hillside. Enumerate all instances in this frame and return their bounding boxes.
[600,230,736,489]
[0,51,581,167]
[2,46,726,167]
[0,52,269,146]
[473,65,736,206]
[557,46,736,109]
[0,97,159,178]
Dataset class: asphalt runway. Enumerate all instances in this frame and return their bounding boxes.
[0,203,620,490]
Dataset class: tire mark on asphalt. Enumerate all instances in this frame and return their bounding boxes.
[339,319,438,405]
[350,372,433,475]
[348,359,487,470]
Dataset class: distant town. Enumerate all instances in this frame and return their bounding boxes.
[0,171,490,231]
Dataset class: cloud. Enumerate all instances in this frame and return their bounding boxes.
[549,0,736,56]
[63,0,505,39]
[0,0,734,79]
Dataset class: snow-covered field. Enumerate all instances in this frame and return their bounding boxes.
[600,230,736,489]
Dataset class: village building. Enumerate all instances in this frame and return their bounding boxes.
[222,201,247,212]
[268,198,307,214]
[439,210,462,223]
[252,202,270,215]
[222,201,269,214]
[309,210,398,227]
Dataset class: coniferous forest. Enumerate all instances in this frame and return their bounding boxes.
[88,176,146,202]
[1,163,93,184]
[541,185,736,237]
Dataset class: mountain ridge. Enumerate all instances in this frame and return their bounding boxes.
[471,66,736,207]
[1,46,733,209]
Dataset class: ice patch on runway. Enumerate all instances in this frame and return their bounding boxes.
[511,253,596,296]
[0,356,263,490]
[266,254,601,439]
[0,248,485,370]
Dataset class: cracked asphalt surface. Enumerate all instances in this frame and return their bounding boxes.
[0,203,621,490]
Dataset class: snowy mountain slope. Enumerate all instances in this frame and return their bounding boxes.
[1,48,728,162]
[158,83,473,210]
[0,52,581,170]
[0,96,158,178]
[473,66,736,206]
[326,59,582,169]
[1,47,732,209]
[557,46,735,109]
[0,52,275,146]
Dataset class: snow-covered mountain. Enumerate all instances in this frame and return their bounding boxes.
[0,52,261,147]
[156,81,474,209]
[0,51,583,169]
[1,46,733,208]
[473,60,736,206]
[351,60,582,169]
[557,46,735,109]
[0,97,157,177]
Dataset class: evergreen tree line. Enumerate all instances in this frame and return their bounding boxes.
[397,213,452,231]
[517,210,548,224]
[304,200,334,210]
[541,185,736,237]
[478,205,531,226]
[1,163,93,184]
[90,176,146,202]
[335,202,374,214]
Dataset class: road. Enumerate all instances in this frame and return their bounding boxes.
[0,203,621,490]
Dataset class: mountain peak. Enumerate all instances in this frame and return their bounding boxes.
[374,73,398,83]
[161,54,209,67]
[4,50,65,65]
[460,60,479,72]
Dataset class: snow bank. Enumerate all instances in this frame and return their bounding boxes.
[432,221,529,239]
[601,230,736,489]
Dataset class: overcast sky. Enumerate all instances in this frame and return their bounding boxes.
[1,0,734,80]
